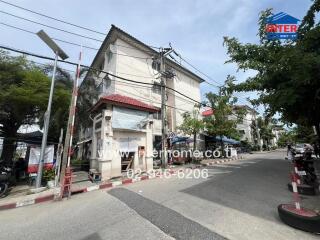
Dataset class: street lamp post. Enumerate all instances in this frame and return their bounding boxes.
[35,30,68,188]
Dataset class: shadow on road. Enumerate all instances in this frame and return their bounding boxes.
[181,157,292,222]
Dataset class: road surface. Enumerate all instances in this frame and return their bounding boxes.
[0,150,318,240]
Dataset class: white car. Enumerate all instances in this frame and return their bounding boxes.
[294,143,305,154]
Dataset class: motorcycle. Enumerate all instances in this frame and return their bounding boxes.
[0,165,12,198]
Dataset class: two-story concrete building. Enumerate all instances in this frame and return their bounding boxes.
[232,105,258,144]
[79,25,204,180]
[201,105,258,147]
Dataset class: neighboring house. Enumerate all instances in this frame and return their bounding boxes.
[201,105,258,144]
[271,125,285,146]
[78,25,204,179]
[232,105,258,144]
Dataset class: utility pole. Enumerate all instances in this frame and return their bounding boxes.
[219,86,225,158]
[254,112,262,152]
[54,129,63,187]
[60,48,82,185]
[160,49,166,168]
[159,47,173,168]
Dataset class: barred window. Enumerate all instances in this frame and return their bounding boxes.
[153,110,162,120]
[152,83,162,94]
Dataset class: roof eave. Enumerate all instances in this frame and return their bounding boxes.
[90,98,159,113]
[85,25,205,83]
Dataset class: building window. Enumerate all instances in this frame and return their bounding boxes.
[153,111,162,120]
[152,60,161,71]
[152,82,162,94]
[104,76,111,89]
[99,59,105,71]
[97,81,103,93]
[239,130,245,135]
[107,51,113,63]
[95,121,102,130]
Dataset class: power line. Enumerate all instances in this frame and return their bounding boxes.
[0,22,99,50]
[1,45,254,122]
[0,0,160,50]
[0,10,104,42]
[171,48,222,87]
[0,10,223,91]
[171,47,252,105]
[0,45,203,107]
[0,0,107,36]
[168,53,218,90]
[111,52,151,60]
[115,85,192,113]
[29,59,156,80]
[29,60,192,113]
[0,21,156,60]
[0,1,250,102]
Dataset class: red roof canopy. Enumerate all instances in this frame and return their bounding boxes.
[90,94,159,113]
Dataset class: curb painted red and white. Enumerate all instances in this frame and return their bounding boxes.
[202,157,240,166]
[0,168,183,211]
[0,163,232,211]
[0,193,55,211]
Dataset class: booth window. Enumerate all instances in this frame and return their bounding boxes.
[153,110,161,120]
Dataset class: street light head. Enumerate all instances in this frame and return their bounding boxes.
[37,30,69,60]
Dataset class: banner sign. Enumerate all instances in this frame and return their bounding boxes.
[28,145,54,173]
[112,107,148,131]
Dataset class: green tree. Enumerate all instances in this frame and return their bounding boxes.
[292,125,317,143]
[41,65,73,142]
[178,104,204,151]
[205,76,245,156]
[75,69,100,133]
[277,131,295,147]
[256,116,275,147]
[0,51,71,164]
[223,2,320,144]
[277,125,317,147]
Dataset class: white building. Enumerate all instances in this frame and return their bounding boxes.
[80,25,204,180]
[202,105,258,145]
[271,125,285,146]
[232,105,258,144]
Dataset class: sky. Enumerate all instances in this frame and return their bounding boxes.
[0,0,314,113]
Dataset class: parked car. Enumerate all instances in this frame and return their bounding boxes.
[294,143,313,154]
[294,143,305,154]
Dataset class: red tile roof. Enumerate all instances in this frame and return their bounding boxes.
[91,94,159,113]
[202,108,214,117]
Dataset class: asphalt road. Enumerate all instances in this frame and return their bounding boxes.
[0,150,319,240]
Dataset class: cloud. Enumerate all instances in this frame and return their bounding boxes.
[0,0,312,109]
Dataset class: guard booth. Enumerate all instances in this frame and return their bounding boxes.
[89,94,158,180]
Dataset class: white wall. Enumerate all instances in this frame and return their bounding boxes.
[114,38,161,107]
[237,112,255,142]
[229,110,256,143]
[96,38,202,137]
[113,39,162,136]
[172,71,201,131]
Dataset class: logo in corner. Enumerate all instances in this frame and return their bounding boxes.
[265,12,300,40]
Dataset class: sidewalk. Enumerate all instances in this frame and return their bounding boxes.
[0,166,186,211]
[0,187,58,210]
[201,154,244,166]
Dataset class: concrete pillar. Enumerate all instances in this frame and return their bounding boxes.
[145,121,154,171]
[98,107,121,180]
[91,113,102,170]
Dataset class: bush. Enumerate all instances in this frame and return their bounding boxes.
[251,145,260,151]
[42,168,55,182]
